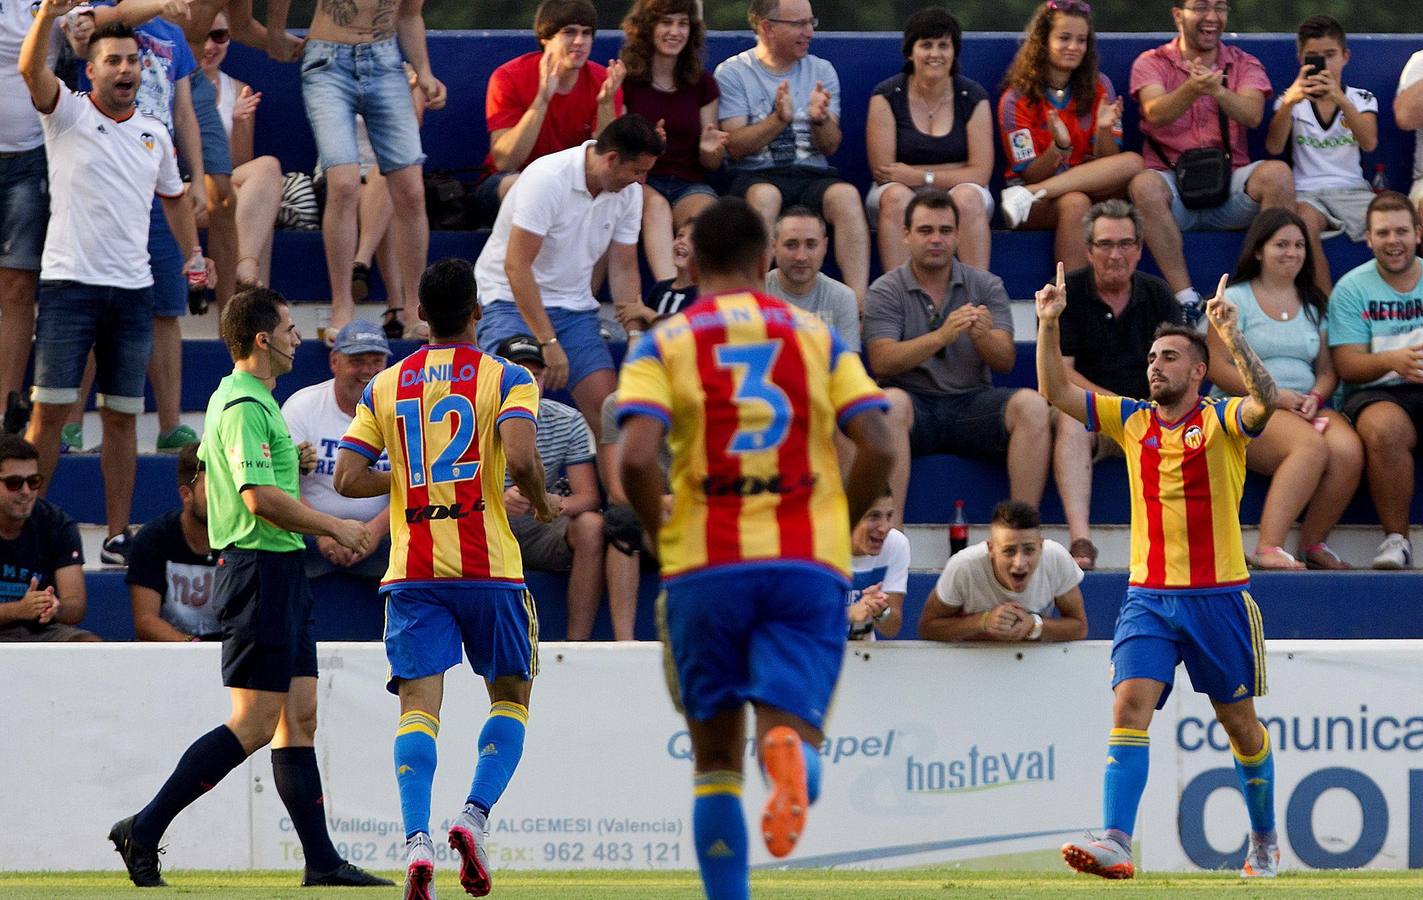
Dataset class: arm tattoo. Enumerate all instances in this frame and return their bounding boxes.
[321,0,358,26]
[1225,323,1277,423]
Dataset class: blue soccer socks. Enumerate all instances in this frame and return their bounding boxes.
[801,740,822,806]
[466,701,528,815]
[693,770,749,900]
[1232,724,1276,837]
[394,710,440,839]
[1103,728,1150,844]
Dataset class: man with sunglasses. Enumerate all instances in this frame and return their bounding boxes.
[1052,200,1184,570]
[0,435,97,642]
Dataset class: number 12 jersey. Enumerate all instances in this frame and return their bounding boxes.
[341,343,539,589]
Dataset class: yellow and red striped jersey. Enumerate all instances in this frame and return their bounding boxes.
[616,291,888,580]
[340,343,539,589]
[1087,391,1260,591]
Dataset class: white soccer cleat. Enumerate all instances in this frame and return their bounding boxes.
[448,804,492,897]
[1371,533,1413,570]
[1062,833,1135,879]
[1000,184,1045,229]
[1241,832,1280,878]
[404,833,437,900]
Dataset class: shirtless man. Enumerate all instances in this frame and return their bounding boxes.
[268,0,447,338]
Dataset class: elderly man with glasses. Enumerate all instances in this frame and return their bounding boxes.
[1050,199,1185,570]
[1127,0,1295,320]
[715,0,871,301]
[0,434,97,642]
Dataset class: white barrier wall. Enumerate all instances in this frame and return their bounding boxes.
[2,641,1421,873]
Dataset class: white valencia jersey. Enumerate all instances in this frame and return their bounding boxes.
[0,1,59,152]
[1277,85,1378,192]
[40,90,183,288]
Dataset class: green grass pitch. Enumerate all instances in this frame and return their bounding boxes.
[2,869,1421,898]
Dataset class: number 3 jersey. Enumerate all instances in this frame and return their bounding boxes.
[616,291,887,580]
[341,343,539,589]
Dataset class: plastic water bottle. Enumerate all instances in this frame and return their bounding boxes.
[949,499,968,556]
[1371,163,1388,194]
[185,249,210,315]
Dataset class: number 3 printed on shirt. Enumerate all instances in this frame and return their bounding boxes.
[714,340,791,454]
[395,395,480,488]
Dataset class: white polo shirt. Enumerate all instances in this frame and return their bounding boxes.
[0,9,58,152]
[475,141,643,313]
[40,89,183,289]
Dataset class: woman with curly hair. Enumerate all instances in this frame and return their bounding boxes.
[997,0,1142,270]
[620,0,726,281]
[866,7,994,272]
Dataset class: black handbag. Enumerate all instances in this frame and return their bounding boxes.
[1146,66,1233,210]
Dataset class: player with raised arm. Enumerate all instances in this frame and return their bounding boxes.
[1036,263,1281,879]
[617,197,894,900]
[334,258,557,900]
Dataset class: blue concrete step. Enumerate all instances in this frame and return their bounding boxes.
[74,568,1423,643]
[904,454,1418,527]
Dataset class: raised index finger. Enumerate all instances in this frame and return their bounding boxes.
[1215,273,1229,301]
[1056,261,1065,289]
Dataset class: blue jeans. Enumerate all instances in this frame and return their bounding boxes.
[1152,160,1266,231]
[476,302,613,391]
[148,198,186,317]
[300,38,425,174]
[0,146,48,271]
[33,280,154,413]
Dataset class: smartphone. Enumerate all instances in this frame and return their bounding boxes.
[1304,53,1326,76]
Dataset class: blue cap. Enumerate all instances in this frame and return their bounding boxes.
[332,320,390,356]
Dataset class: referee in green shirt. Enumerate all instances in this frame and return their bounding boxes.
[110,289,390,889]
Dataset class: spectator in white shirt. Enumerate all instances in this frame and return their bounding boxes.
[281,320,392,581]
[18,15,208,564]
[918,499,1087,643]
[848,488,908,640]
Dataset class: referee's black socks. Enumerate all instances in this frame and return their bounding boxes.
[272,746,344,873]
[133,725,247,847]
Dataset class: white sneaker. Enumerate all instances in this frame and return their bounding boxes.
[1000,185,1045,228]
[448,804,491,897]
[404,833,436,900]
[1372,533,1413,570]
[1240,832,1280,878]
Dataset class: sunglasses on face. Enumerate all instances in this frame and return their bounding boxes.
[1046,0,1092,13]
[208,28,230,44]
[1,474,43,492]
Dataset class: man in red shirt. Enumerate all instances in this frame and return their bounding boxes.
[476,0,625,222]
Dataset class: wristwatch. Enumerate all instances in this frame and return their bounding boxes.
[1027,613,1044,641]
[923,170,936,186]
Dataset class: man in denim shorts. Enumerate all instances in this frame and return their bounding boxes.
[0,0,58,431]
[19,16,206,559]
[268,0,446,337]
[475,114,663,440]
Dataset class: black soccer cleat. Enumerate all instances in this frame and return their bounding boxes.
[302,861,394,887]
[108,816,167,887]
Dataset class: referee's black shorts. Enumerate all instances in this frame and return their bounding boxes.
[216,548,318,692]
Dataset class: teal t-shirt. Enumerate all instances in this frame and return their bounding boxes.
[199,370,304,552]
[1210,282,1322,397]
[1327,260,1423,395]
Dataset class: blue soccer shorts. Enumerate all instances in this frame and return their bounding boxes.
[1110,586,1267,708]
[383,583,538,694]
[659,562,848,730]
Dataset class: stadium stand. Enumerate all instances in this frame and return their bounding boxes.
[46,31,1423,642]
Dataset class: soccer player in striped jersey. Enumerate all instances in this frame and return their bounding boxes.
[617,198,893,900]
[1037,265,1282,880]
[334,259,557,900]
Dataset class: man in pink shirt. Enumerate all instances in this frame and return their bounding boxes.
[1127,0,1295,316]
[476,0,625,222]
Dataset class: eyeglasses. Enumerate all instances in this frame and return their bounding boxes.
[1,474,43,492]
[1180,2,1229,14]
[1090,238,1140,252]
[767,16,818,30]
[188,461,206,487]
[207,28,230,44]
[1046,0,1092,14]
